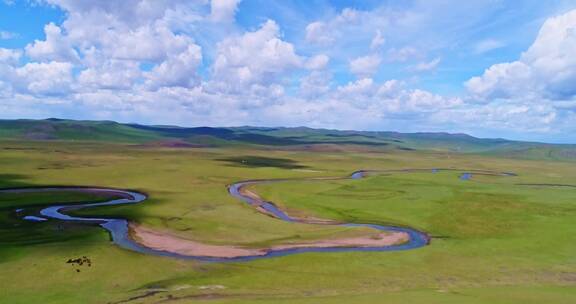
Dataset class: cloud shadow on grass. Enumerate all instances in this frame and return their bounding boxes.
[217,156,308,169]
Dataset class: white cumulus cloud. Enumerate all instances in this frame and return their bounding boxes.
[467,9,576,101]
[349,54,382,78]
[210,0,241,23]
[212,20,302,89]
[25,23,79,62]
[13,61,73,96]
[305,54,329,70]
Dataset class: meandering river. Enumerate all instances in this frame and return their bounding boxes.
[2,168,515,261]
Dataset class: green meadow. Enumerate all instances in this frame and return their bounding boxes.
[0,135,575,303]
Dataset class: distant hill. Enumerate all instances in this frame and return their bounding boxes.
[0,118,574,161]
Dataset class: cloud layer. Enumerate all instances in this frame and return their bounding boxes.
[0,1,575,142]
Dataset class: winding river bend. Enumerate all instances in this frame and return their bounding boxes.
[2,169,514,262]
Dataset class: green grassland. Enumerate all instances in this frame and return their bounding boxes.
[0,128,575,303]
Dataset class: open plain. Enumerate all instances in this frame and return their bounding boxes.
[0,120,575,303]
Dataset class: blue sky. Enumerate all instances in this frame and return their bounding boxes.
[0,1,576,143]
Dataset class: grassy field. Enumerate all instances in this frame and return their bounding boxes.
[0,139,575,303]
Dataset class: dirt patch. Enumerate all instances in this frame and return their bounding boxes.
[272,232,409,251]
[130,224,409,259]
[131,224,267,258]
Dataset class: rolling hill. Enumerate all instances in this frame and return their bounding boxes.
[0,118,574,161]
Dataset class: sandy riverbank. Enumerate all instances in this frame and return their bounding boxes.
[130,223,409,258]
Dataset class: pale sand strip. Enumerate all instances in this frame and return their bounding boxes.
[130,224,409,259]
